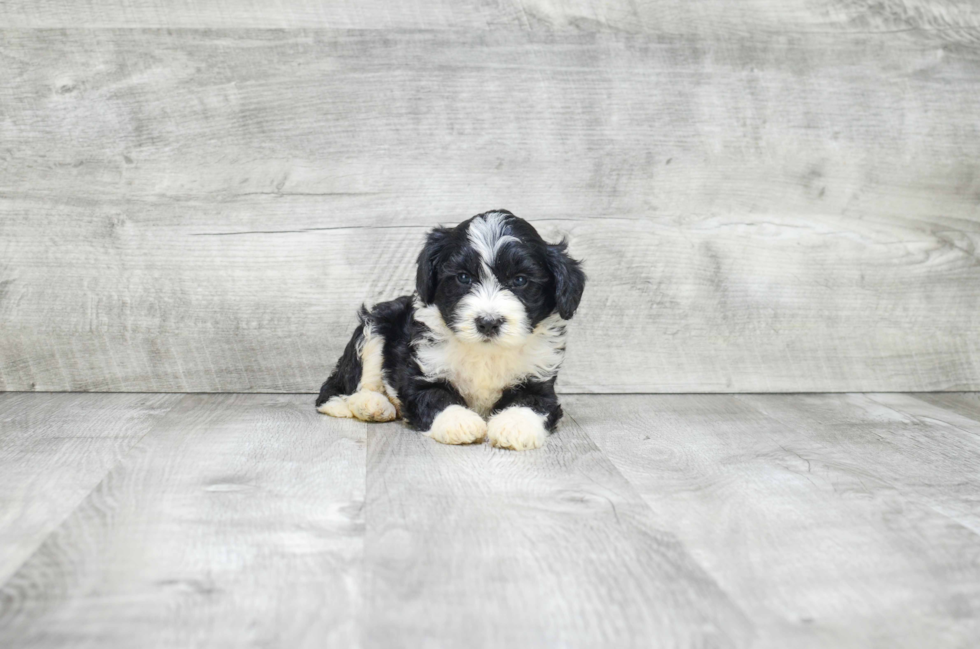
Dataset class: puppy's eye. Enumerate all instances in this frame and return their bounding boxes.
[511,275,528,288]
[457,272,473,285]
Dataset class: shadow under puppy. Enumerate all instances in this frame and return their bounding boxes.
[316,209,586,451]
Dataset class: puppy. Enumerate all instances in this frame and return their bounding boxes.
[315,209,585,451]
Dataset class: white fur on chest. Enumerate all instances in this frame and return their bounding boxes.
[412,303,566,416]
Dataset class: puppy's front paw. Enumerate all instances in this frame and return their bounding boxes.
[426,405,487,445]
[347,390,397,422]
[487,407,548,451]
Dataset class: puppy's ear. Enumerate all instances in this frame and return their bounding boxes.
[545,239,586,320]
[416,227,453,304]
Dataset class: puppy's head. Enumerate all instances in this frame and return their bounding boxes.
[416,209,586,346]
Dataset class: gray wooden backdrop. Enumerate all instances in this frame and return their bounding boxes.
[1,2,979,393]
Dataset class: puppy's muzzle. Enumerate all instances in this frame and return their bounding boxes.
[475,315,504,339]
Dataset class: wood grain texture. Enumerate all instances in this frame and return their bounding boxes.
[2,1,979,43]
[916,392,980,422]
[1,392,979,646]
[1,28,979,392]
[571,392,980,647]
[363,413,752,648]
[0,394,366,648]
[0,392,183,585]
[743,392,980,534]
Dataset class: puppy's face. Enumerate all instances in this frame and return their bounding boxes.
[416,210,585,346]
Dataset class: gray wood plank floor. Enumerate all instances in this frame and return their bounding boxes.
[1,392,978,647]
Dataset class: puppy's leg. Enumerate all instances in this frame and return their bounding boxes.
[346,324,398,422]
[316,324,365,417]
[487,378,562,451]
[405,383,486,445]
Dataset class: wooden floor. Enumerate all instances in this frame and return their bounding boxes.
[1,393,978,648]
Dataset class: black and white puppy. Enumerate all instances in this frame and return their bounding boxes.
[315,209,585,451]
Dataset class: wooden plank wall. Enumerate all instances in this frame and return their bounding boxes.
[1,2,979,393]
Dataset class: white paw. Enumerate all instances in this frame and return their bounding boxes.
[317,395,353,418]
[347,390,397,422]
[487,407,547,451]
[426,405,487,445]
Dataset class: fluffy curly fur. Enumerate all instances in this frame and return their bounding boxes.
[315,210,586,451]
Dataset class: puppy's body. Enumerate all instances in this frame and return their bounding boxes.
[316,210,585,450]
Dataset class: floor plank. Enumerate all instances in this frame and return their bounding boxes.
[0,392,183,584]
[362,413,752,648]
[570,393,980,648]
[915,392,980,423]
[747,393,980,537]
[0,394,366,649]
[3,392,978,647]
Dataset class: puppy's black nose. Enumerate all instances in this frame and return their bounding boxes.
[475,315,504,337]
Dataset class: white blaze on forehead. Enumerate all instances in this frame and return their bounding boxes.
[459,212,527,346]
[467,212,519,271]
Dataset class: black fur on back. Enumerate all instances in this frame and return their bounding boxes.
[315,320,364,408]
[316,295,465,430]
